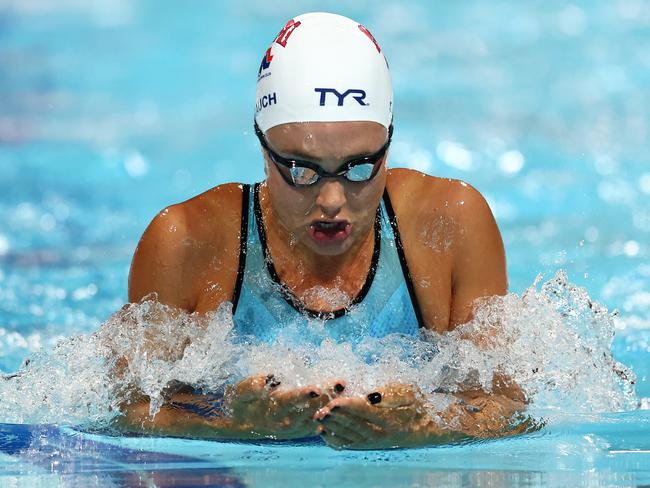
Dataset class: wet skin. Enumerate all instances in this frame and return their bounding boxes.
[123,121,519,447]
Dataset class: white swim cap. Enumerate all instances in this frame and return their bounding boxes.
[254,12,393,133]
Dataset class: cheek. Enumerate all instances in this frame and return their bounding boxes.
[267,175,314,223]
[347,169,386,213]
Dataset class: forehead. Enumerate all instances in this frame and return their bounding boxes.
[265,121,388,161]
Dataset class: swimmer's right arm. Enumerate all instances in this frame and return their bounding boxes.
[116,397,273,440]
[115,396,242,439]
[113,186,243,371]
[115,375,346,440]
[105,205,213,392]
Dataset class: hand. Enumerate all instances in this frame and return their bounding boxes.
[314,384,530,450]
[224,374,346,440]
[448,392,528,438]
[313,383,447,450]
[113,374,346,440]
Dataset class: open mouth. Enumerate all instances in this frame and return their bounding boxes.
[309,220,352,243]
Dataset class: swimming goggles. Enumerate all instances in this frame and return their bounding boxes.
[254,121,393,187]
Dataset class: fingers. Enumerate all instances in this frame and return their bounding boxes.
[324,380,347,398]
[365,383,418,409]
[265,373,282,389]
[268,380,348,436]
[322,398,394,428]
[273,385,330,417]
[231,376,347,404]
[220,375,355,439]
[320,429,358,449]
[232,373,280,402]
[315,385,425,431]
[281,415,322,438]
[317,405,385,449]
[319,409,381,441]
[260,385,334,438]
[265,415,320,439]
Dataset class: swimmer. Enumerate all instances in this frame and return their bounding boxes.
[117,12,527,449]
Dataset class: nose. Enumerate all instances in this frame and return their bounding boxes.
[315,179,346,217]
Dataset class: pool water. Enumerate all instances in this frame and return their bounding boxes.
[1,0,649,486]
[1,418,649,487]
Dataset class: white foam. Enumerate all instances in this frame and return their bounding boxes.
[0,272,637,428]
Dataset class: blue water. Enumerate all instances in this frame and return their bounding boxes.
[1,0,649,486]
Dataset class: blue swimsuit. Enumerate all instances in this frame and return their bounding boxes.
[230,183,424,345]
[178,183,424,414]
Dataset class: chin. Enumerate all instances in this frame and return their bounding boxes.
[303,235,355,257]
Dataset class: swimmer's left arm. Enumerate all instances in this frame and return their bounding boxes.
[446,183,528,403]
[314,383,532,450]
[447,182,507,328]
[410,179,520,399]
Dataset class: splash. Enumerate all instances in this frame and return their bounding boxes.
[0,272,637,428]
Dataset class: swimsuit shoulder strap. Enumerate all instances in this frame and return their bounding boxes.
[231,183,251,313]
[381,188,426,328]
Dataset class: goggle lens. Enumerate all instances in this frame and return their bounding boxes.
[254,121,392,188]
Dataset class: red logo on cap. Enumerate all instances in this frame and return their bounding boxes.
[275,19,302,47]
[358,24,381,53]
[258,46,274,75]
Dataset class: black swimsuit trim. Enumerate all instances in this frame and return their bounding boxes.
[253,183,381,320]
[382,188,426,329]
[231,184,250,314]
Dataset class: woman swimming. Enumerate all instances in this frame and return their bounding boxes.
[118,12,526,449]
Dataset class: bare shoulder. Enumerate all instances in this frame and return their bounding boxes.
[386,168,492,235]
[175,182,246,240]
[128,183,246,309]
[136,182,244,258]
[386,168,506,329]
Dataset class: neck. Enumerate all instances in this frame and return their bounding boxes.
[258,185,376,286]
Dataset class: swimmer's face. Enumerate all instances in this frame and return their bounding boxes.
[262,121,389,256]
